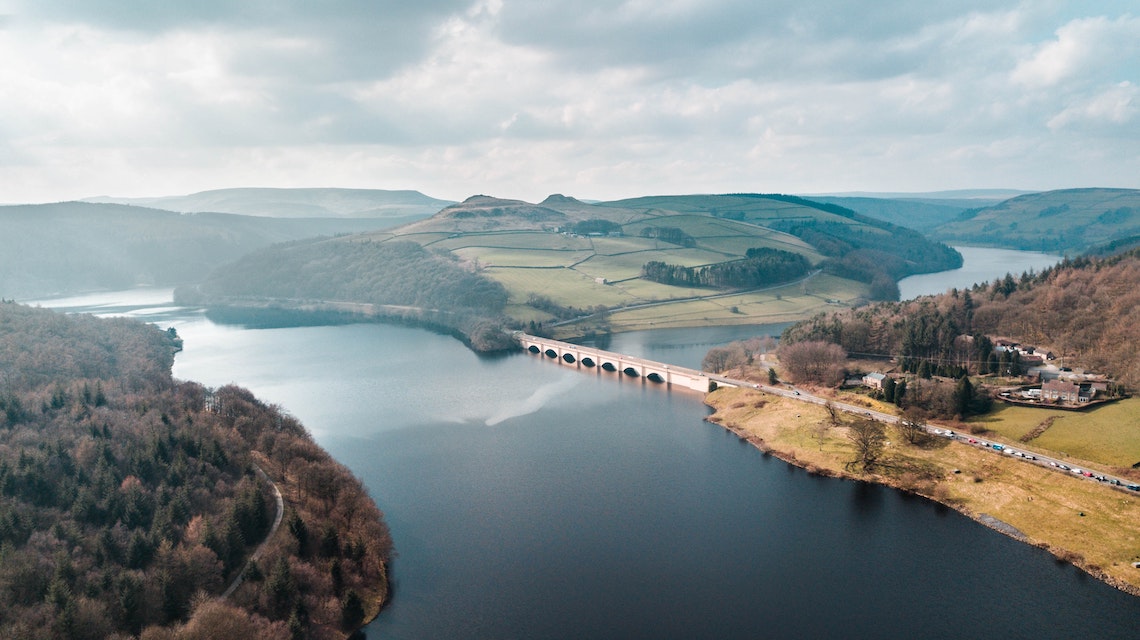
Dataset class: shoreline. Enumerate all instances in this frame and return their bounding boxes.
[704,387,1140,599]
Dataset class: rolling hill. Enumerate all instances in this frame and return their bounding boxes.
[930,188,1140,252]
[804,195,1009,233]
[0,201,413,299]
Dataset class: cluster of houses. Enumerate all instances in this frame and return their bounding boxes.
[851,338,1117,410]
[1015,379,1110,404]
[993,339,1052,367]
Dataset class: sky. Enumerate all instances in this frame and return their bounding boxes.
[1,0,1138,204]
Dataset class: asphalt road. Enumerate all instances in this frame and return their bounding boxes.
[710,373,1140,495]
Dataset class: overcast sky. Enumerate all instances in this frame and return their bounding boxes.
[2,1,1138,203]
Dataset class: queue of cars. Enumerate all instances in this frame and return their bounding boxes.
[929,427,1139,492]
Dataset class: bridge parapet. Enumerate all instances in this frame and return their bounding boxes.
[515,332,714,393]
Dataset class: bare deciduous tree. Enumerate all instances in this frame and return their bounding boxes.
[778,340,847,386]
[846,418,887,472]
[898,407,928,445]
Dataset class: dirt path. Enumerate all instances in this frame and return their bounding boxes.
[221,464,285,599]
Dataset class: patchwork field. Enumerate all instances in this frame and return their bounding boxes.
[581,273,867,334]
[306,193,957,335]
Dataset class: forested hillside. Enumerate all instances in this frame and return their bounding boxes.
[782,249,1140,388]
[0,303,391,639]
[176,238,515,351]
[0,202,407,299]
[931,188,1140,252]
[807,195,1006,232]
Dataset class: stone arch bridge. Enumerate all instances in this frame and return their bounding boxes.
[514,332,735,393]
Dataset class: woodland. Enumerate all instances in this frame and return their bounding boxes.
[0,302,391,639]
[640,247,811,289]
[175,238,515,351]
[771,250,1140,416]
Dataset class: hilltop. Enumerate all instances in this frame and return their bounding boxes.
[84,187,453,219]
[931,188,1140,252]
[182,192,961,347]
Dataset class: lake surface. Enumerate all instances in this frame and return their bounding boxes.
[32,286,1140,639]
[898,246,1062,300]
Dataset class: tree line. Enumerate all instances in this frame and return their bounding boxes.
[638,226,696,247]
[641,247,811,289]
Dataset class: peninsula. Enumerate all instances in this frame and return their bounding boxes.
[0,302,392,639]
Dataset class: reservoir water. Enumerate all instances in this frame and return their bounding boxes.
[898,246,1062,300]
[31,245,1138,638]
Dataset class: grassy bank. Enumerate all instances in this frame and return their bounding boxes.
[705,386,1140,596]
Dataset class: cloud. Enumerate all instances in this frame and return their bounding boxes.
[1047,81,1139,131]
[0,1,1137,203]
[1012,14,1140,88]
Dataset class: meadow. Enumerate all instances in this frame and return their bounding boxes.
[971,399,1140,469]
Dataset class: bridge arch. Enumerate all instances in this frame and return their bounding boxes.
[544,348,558,358]
[623,367,640,377]
[562,353,576,363]
[581,357,595,367]
[528,345,540,353]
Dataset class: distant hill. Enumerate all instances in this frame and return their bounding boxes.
[930,188,1140,252]
[805,196,1006,233]
[806,189,1032,200]
[396,195,569,233]
[84,187,453,219]
[0,201,413,299]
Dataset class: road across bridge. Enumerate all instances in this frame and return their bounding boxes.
[515,332,732,393]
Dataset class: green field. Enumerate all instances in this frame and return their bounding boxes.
[452,247,593,268]
[429,231,590,251]
[969,399,1140,469]
[583,273,867,334]
[487,267,633,307]
[571,253,664,281]
[588,236,662,255]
